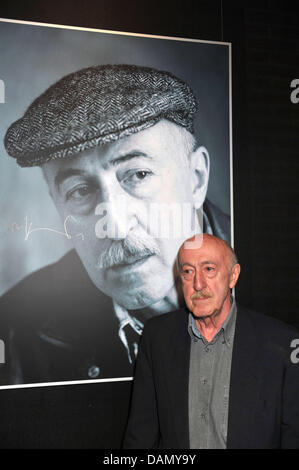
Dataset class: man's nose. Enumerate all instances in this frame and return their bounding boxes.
[94,183,137,240]
[193,271,207,291]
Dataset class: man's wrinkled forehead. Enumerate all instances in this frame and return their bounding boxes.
[178,234,231,267]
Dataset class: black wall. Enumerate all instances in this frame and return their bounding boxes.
[0,0,298,449]
[224,1,299,327]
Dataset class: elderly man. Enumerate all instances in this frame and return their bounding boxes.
[124,234,299,449]
[0,65,229,385]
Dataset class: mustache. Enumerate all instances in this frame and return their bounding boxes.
[96,232,161,269]
[190,290,213,300]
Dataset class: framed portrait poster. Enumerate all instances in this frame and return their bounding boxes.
[0,19,232,395]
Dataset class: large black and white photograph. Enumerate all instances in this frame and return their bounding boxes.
[0,18,232,388]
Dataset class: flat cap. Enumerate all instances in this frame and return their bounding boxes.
[4,64,197,167]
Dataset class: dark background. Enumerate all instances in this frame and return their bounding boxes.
[0,0,298,449]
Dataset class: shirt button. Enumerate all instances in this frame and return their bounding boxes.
[202,378,207,385]
[205,347,210,352]
[200,413,205,419]
[88,365,100,378]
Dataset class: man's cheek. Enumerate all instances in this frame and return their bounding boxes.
[71,233,102,277]
[60,212,96,245]
[182,285,192,303]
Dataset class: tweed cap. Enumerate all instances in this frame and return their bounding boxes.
[4,64,197,167]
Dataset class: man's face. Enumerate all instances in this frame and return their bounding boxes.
[42,120,209,311]
[179,236,240,318]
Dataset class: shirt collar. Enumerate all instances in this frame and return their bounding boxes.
[188,297,237,346]
[113,300,144,364]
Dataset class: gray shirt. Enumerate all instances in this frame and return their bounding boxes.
[188,299,237,449]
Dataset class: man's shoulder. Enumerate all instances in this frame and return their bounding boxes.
[237,303,299,346]
[137,308,189,358]
[2,250,80,295]
[142,308,188,339]
[0,249,111,324]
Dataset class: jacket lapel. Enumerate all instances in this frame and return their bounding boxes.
[227,307,261,448]
[167,311,191,449]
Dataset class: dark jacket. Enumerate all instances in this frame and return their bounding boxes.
[0,249,133,385]
[123,305,299,449]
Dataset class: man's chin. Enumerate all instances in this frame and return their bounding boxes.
[103,254,156,286]
[190,304,216,319]
[104,283,176,312]
[112,293,161,311]
[88,257,176,311]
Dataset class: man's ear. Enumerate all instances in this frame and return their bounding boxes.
[229,263,241,289]
[189,146,210,209]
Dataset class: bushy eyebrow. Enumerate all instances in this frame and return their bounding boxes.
[180,263,195,269]
[110,150,152,166]
[54,168,88,188]
[180,261,217,269]
[54,151,152,188]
